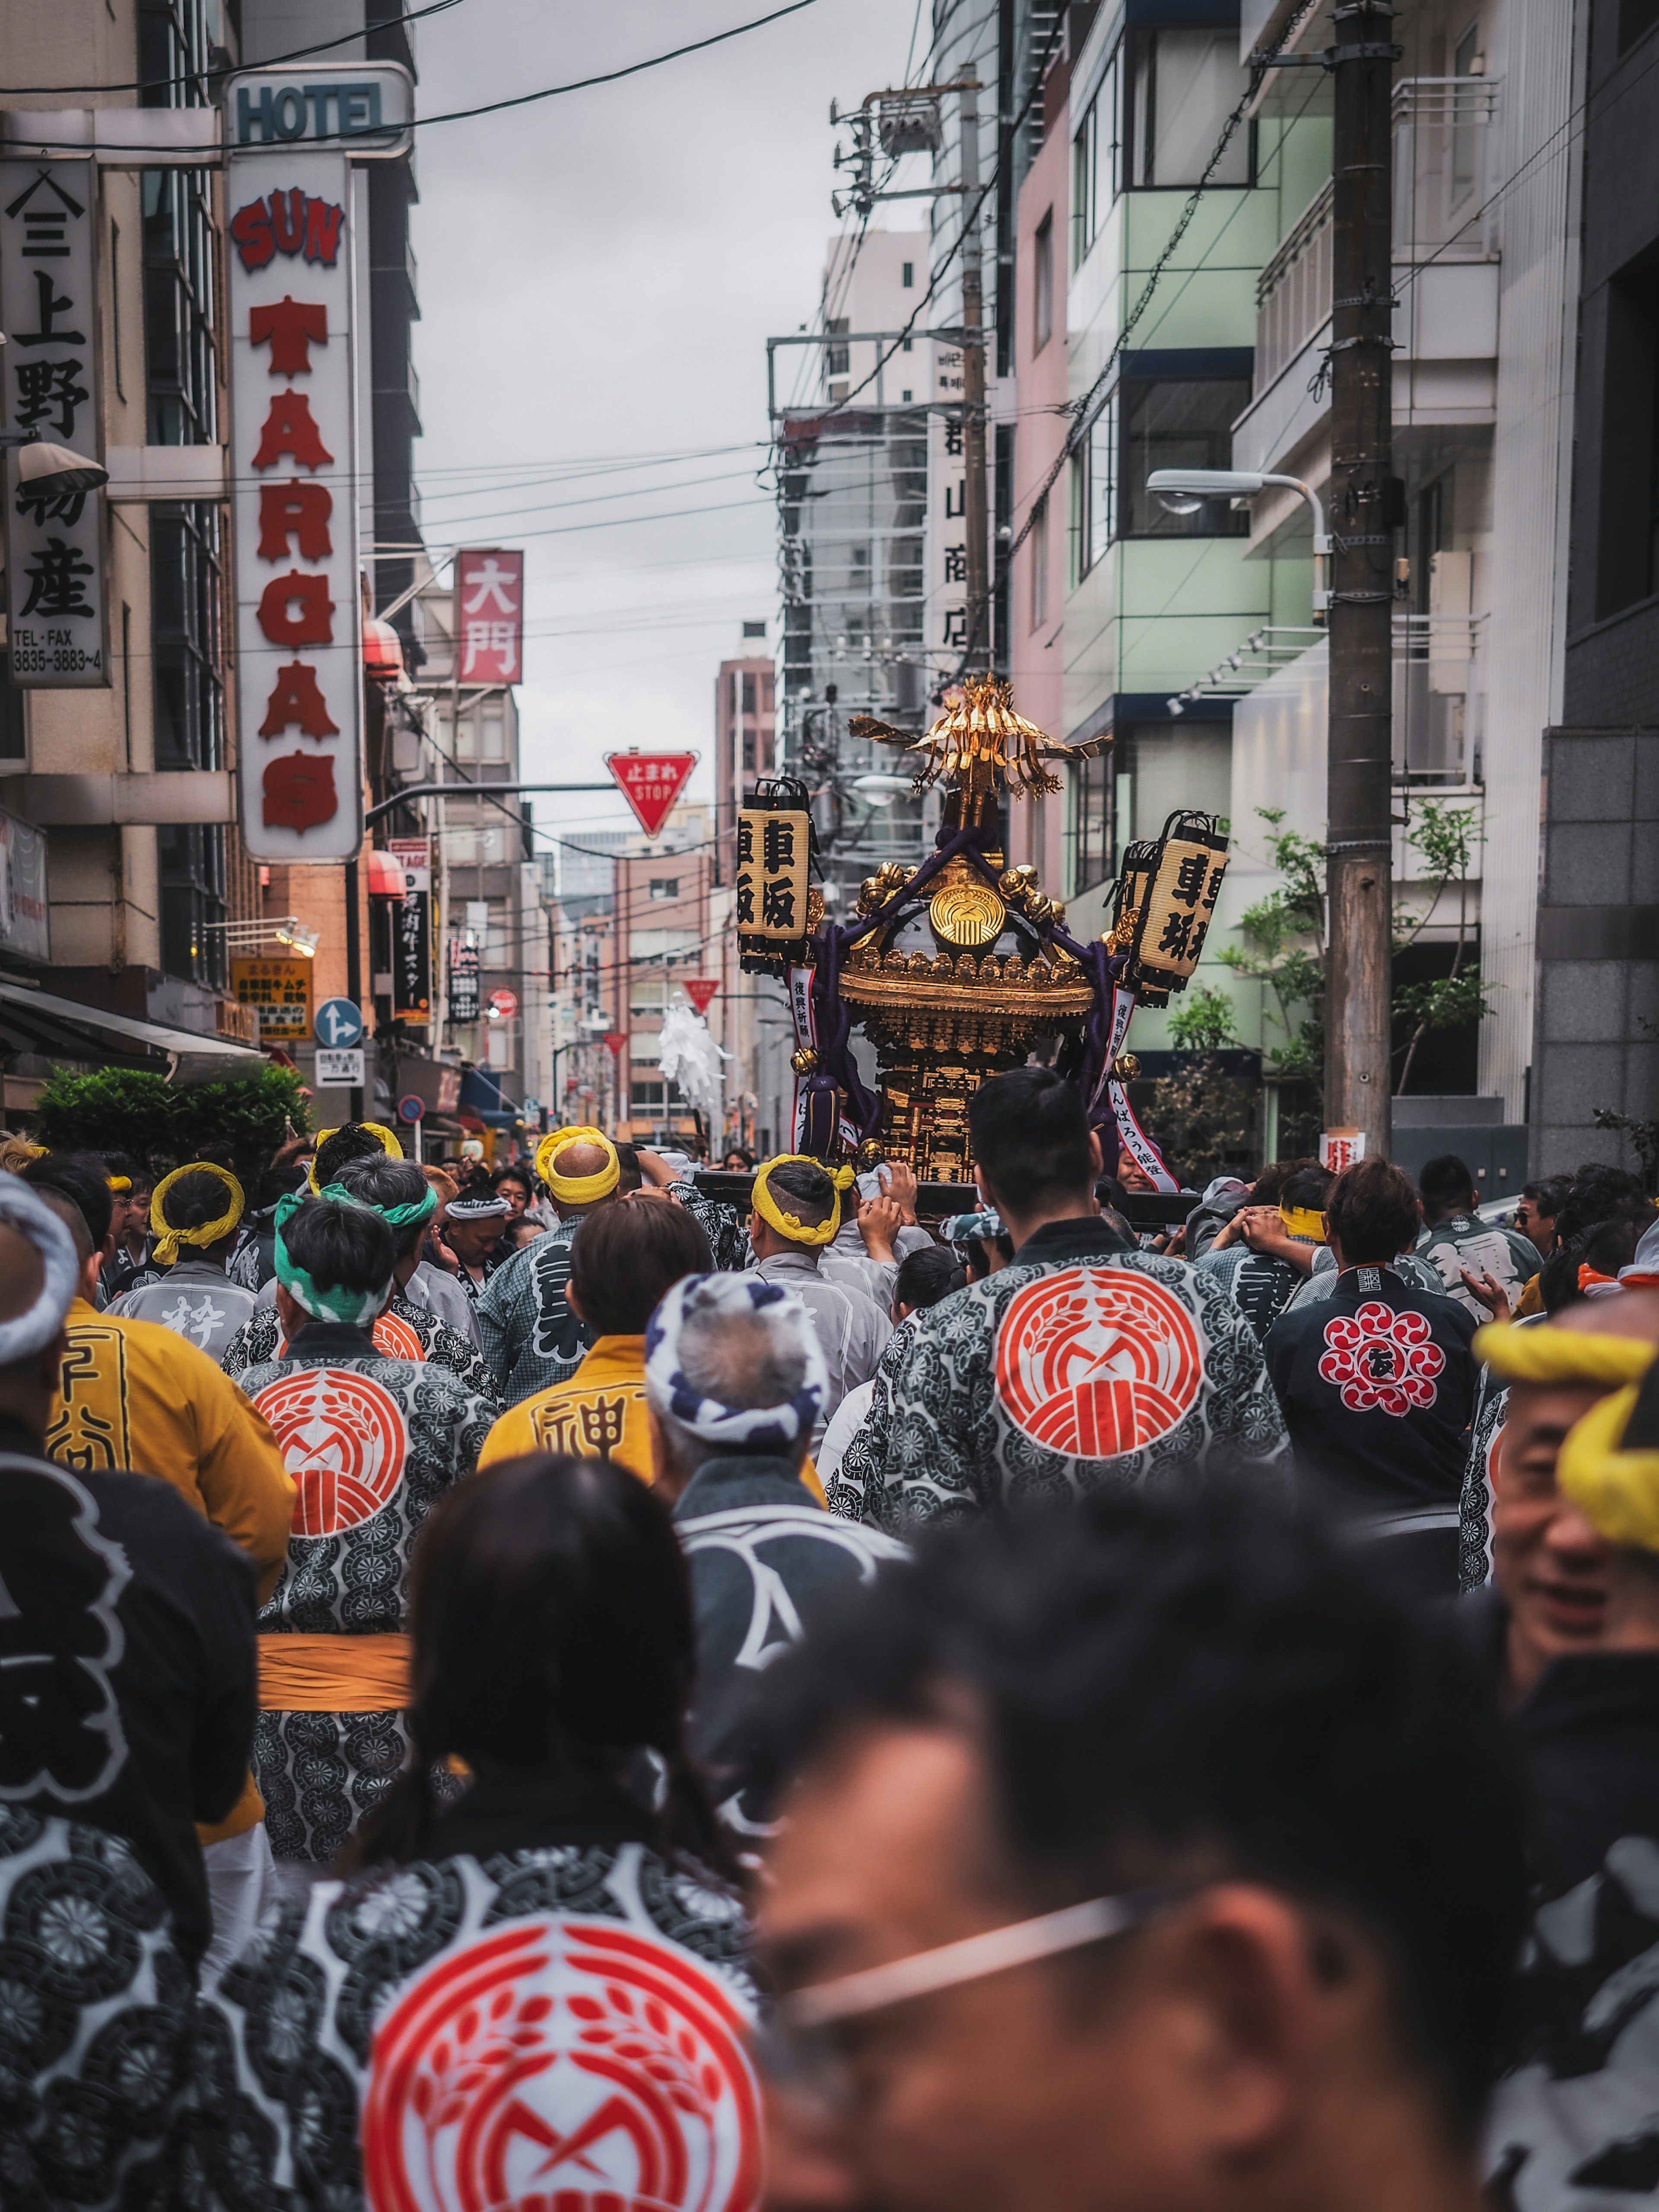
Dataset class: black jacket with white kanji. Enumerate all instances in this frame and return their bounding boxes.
[831,1216,1292,1533]
[1262,1262,1478,1520]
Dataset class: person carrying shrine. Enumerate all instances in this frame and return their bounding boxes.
[105,1160,258,1358]
[738,1155,891,1445]
[238,1187,494,1862]
[1264,1157,1478,1598]
[475,1125,629,1402]
[195,1457,761,2212]
[833,1069,1290,1531]
[222,1153,498,1405]
[0,1175,259,2199]
[301,1121,479,1342]
[438,1184,515,1298]
[97,1152,157,1305]
[479,1192,712,1481]
[1193,1162,1335,1344]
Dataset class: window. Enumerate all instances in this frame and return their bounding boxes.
[1596,259,1659,616]
[826,316,850,378]
[150,502,223,770]
[1118,378,1251,537]
[480,710,506,762]
[1068,401,1117,584]
[1125,30,1250,190]
[0,663,25,761]
[1620,0,1659,53]
[902,260,914,287]
[631,1079,668,1112]
[142,166,218,445]
[1071,48,1121,269]
[631,974,667,1017]
[648,877,680,900]
[159,824,226,987]
[1071,748,1113,897]
[1031,496,1050,629]
[741,672,756,713]
[1451,23,1484,202]
[1034,211,1054,353]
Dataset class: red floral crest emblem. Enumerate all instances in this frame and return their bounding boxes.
[253,1366,409,1537]
[361,1917,761,2212]
[1318,1301,1444,1416]
[995,1267,1203,1457]
[372,1311,425,1363]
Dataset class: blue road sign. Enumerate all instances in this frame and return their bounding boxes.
[397,1094,425,1124]
[315,996,365,1049]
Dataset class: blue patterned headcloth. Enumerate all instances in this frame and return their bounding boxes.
[644,1272,828,1452]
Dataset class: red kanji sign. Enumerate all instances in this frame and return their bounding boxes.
[456,548,524,684]
[683,978,720,1015]
[605,749,698,839]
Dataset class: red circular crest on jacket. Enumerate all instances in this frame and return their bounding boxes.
[373,1310,425,1363]
[1317,1301,1444,1416]
[253,1367,409,1537]
[995,1266,1204,1457]
[361,1917,762,2212]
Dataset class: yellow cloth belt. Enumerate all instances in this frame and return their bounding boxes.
[197,1770,265,1846]
[1280,1206,1327,1243]
[536,1124,620,1202]
[1473,1322,1659,1388]
[752,1154,855,1247]
[258,1630,412,1712]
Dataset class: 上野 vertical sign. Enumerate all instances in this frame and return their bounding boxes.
[0,161,109,688]
[228,149,361,861]
[456,548,524,685]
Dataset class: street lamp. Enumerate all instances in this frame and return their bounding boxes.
[851,772,913,809]
[1147,468,1328,614]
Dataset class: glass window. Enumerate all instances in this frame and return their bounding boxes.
[1071,749,1113,898]
[0,662,24,761]
[149,502,223,771]
[741,672,757,713]
[631,975,667,1017]
[1118,379,1251,537]
[1125,30,1249,189]
[159,823,226,986]
[631,1078,668,1112]
[826,316,850,378]
[1032,495,1049,628]
[480,711,506,762]
[902,260,915,287]
[648,877,680,900]
[1034,211,1054,352]
[1068,400,1117,583]
[1451,22,1483,203]
[1070,51,1121,269]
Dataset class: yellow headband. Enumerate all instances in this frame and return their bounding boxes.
[107,1176,132,1194]
[1280,1206,1327,1243]
[1558,1386,1659,1552]
[150,1162,246,1265]
[1473,1322,1659,1389]
[308,1122,403,1193]
[536,1125,620,1204]
[751,1154,856,1248]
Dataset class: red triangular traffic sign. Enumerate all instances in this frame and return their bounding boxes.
[683,978,720,1015]
[604,749,699,839]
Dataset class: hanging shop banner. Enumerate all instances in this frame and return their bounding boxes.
[0,803,49,961]
[231,955,313,1043]
[456,547,524,686]
[227,148,362,861]
[448,938,480,1024]
[393,890,432,1024]
[224,61,414,160]
[0,161,109,689]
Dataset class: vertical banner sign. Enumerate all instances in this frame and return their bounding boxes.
[0,161,109,687]
[227,149,362,860]
[455,547,524,684]
[389,835,432,1024]
[448,938,480,1024]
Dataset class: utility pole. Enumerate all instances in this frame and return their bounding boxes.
[1325,0,1399,1162]
[957,76,990,675]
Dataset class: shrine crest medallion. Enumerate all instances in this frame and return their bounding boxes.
[254,1366,410,1537]
[361,1916,762,2212]
[994,1266,1203,1456]
[374,1310,425,1363]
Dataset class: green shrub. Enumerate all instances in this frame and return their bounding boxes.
[30,1065,310,1188]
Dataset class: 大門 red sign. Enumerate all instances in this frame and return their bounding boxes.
[456,547,524,685]
[605,750,698,840]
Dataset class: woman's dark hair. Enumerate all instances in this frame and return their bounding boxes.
[156,1168,239,1240]
[1543,1218,1638,1310]
[315,1122,392,1187]
[1326,1157,1421,1263]
[22,1153,114,1250]
[336,1155,434,1260]
[1281,1163,1335,1212]
[570,1197,712,1335]
[280,1194,396,1294]
[1556,1165,1654,1246]
[613,1143,644,1196]
[893,1243,967,1312]
[723,1147,756,1171]
[350,1456,730,1874]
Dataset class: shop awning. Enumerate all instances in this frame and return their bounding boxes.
[0,981,267,1081]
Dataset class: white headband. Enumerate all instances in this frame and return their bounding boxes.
[0,1177,79,1362]
[644,1273,828,1450]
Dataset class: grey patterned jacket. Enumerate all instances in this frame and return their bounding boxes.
[831,1215,1293,1532]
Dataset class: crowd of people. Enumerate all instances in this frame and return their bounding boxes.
[0,1075,1655,2211]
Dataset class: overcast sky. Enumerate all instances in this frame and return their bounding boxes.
[410,0,923,843]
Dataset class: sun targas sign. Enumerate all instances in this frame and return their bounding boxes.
[227,146,361,861]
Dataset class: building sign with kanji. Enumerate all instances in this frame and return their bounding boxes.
[390,837,432,1025]
[605,750,697,840]
[456,547,524,686]
[448,938,480,1024]
[227,148,361,861]
[0,161,109,688]
[231,955,314,1042]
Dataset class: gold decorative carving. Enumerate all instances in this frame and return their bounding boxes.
[928,876,1007,948]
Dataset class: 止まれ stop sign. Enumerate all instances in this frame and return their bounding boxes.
[604,750,697,839]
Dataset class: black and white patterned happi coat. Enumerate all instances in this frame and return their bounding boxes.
[221,1287,500,1408]
[195,1840,760,2212]
[240,1327,495,1864]
[0,1808,194,2212]
[830,1220,1292,1531]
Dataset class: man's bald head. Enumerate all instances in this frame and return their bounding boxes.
[554,1139,612,1184]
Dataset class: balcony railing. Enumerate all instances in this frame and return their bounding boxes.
[1254,77,1500,393]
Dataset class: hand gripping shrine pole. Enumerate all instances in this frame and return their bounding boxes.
[734,676,1228,1183]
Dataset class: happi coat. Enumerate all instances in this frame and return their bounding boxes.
[1417,1210,1543,1322]
[105,1257,258,1361]
[478,1331,655,1483]
[239,1319,494,1863]
[196,1795,761,2212]
[474,1214,589,1403]
[1192,1236,1321,1345]
[830,1217,1292,1532]
[222,1282,499,1406]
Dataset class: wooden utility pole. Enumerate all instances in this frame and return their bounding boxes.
[957,76,990,675]
[1325,0,1398,1159]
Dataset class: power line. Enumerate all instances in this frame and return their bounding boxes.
[0,0,465,97]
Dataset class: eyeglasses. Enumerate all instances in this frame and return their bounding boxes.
[756,1885,1186,2111]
